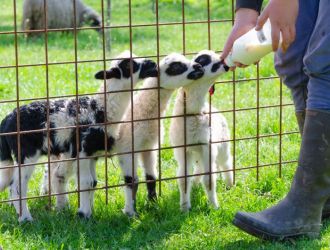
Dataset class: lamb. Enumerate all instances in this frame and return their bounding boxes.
[22,0,102,36]
[115,53,205,216]
[0,51,157,222]
[169,50,234,212]
[49,52,157,219]
[46,52,204,218]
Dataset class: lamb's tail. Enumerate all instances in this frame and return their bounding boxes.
[0,134,14,191]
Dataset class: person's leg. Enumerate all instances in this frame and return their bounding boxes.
[303,0,330,219]
[232,0,330,240]
[276,0,330,217]
[274,0,319,126]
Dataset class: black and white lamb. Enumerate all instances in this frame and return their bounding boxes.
[169,50,233,212]
[115,53,205,216]
[47,52,204,218]
[0,51,158,222]
[22,0,102,35]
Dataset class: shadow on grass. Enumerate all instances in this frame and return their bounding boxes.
[221,219,330,250]
[0,189,188,249]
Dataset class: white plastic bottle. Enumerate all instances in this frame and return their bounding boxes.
[225,19,278,67]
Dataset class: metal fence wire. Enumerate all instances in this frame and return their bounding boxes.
[0,0,298,218]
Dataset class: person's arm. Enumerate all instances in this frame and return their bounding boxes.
[221,0,298,67]
[220,7,259,66]
[256,0,298,52]
[236,0,263,13]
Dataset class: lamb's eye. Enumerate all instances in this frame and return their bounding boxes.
[195,54,211,67]
[118,59,139,78]
[165,62,188,76]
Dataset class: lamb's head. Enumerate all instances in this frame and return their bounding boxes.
[192,50,230,94]
[94,51,158,90]
[158,53,205,89]
[193,50,229,78]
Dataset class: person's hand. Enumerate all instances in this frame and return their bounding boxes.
[221,8,259,69]
[256,0,298,52]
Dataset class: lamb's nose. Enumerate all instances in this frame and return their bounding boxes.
[193,63,203,71]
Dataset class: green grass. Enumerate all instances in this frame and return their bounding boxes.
[1,0,330,249]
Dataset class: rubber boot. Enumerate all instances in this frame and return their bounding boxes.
[295,111,305,135]
[296,111,330,219]
[233,110,330,241]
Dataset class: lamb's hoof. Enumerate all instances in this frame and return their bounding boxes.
[212,204,220,210]
[44,203,52,211]
[77,211,91,219]
[223,177,234,189]
[55,203,70,211]
[122,208,139,218]
[18,214,33,223]
[148,193,157,202]
[40,187,49,195]
[180,203,191,213]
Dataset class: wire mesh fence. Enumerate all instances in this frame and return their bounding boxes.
[0,0,299,219]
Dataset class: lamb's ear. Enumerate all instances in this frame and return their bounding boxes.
[95,68,121,80]
[209,84,215,95]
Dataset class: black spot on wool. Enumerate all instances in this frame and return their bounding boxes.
[66,97,91,117]
[90,99,98,111]
[211,62,221,73]
[139,60,158,79]
[165,62,188,76]
[94,109,106,124]
[95,68,121,80]
[124,176,139,211]
[119,59,140,78]
[0,95,115,164]
[146,174,157,201]
[93,180,98,188]
[82,127,115,156]
[195,54,212,67]
[1,102,48,162]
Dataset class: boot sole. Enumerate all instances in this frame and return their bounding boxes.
[233,216,319,241]
[322,211,330,220]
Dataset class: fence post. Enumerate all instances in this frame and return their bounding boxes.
[106,0,111,51]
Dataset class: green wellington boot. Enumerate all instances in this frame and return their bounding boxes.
[296,111,330,219]
[233,110,330,240]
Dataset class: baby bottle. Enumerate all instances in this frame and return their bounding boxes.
[225,19,279,67]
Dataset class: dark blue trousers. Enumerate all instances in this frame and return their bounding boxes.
[275,0,330,111]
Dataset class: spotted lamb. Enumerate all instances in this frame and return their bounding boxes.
[169,50,233,212]
[115,53,205,216]
[48,52,204,218]
[0,51,157,222]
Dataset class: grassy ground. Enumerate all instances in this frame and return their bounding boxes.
[1,0,330,249]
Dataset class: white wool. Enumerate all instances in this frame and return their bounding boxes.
[169,50,233,211]
[22,0,101,33]
[115,52,205,216]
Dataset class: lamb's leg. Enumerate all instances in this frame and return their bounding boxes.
[174,148,193,212]
[0,160,14,192]
[40,163,49,195]
[10,156,37,222]
[217,142,234,187]
[40,155,60,195]
[118,153,139,217]
[88,158,97,210]
[52,155,75,210]
[140,151,157,201]
[21,0,32,34]
[76,156,95,218]
[199,146,219,209]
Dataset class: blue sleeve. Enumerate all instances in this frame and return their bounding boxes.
[236,0,263,13]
